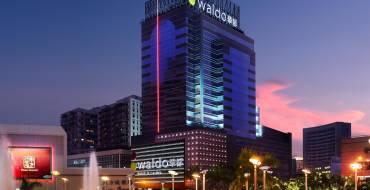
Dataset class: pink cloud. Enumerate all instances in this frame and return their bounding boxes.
[257,81,370,155]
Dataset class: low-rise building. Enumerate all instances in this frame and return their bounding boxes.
[67,149,132,169]
[341,136,370,178]
[0,124,134,190]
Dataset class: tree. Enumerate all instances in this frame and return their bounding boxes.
[19,178,42,190]
[229,148,280,190]
[207,165,235,190]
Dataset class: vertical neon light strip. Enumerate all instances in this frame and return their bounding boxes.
[156,0,160,133]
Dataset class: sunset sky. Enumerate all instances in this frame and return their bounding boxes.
[1,0,370,154]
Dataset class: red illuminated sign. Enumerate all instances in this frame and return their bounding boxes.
[9,147,52,179]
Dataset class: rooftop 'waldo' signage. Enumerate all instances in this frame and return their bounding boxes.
[145,0,240,28]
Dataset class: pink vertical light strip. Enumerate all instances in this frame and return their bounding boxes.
[156,0,160,134]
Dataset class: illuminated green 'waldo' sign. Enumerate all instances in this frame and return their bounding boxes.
[145,0,240,28]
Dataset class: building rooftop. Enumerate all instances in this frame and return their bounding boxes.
[0,123,66,136]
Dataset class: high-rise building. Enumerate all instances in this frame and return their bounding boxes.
[61,108,99,155]
[303,122,351,173]
[141,0,256,139]
[61,95,141,154]
[98,95,141,150]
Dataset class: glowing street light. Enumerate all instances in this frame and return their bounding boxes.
[200,169,208,190]
[351,163,362,190]
[302,169,311,190]
[168,170,178,190]
[161,181,165,190]
[127,174,133,190]
[249,158,261,190]
[260,166,271,190]
[61,178,68,190]
[192,173,200,190]
[101,176,110,190]
[52,171,61,190]
[244,173,250,190]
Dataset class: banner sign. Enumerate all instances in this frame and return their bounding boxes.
[9,147,52,179]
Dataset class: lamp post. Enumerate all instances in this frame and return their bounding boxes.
[161,181,165,190]
[200,170,208,190]
[192,173,200,190]
[244,173,250,190]
[249,158,261,190]
[127,174,133,190]
[168,170,178,190]
[350,163,362,190]
[101,176,110,190]
[61,178,68,190]
[302,169,311,190]
[51,171,60,190]
[259,166,270,190]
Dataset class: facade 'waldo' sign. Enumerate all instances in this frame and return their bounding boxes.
[145,0,240,28]
[132,141,185,183]
[9,147,52,179]
[136,157,184,170]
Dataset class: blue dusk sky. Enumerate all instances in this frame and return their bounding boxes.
[1,0,370,154]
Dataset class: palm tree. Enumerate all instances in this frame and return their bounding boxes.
[19,178,42,190]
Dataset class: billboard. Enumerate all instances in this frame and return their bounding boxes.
[9,147,52,179]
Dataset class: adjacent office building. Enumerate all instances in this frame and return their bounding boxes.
[61,108,99,155]
[141,0,256,139]
[98,95,142,150]
[61,95,141,155]
[228,126,292,178]
[303,122,351,173]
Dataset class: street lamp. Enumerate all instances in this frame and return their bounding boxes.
[127,174,133,190]
[101,176,110,190]
[161,181,165,190]
[168,170,178,190]
[192,173,200,190]
[200,170,208,190]
[350,163,362,190]
[244,173,250,190]
[51,171,60,190]
[61,178,68,190]
[259,166,270,190]
[302,169,311,190]
[249,158,261,190]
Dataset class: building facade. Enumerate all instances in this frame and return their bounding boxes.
[132,141,186,189]
[292,157,304,175]
[61,95,141,154]
[67,149,132,169]
[303,122,351,173]
[98,95,142,150]
[61,108,99,155]
[228,126,292,178]
[341,136,370,177]
[141,0,256,139]
[155,128,228,169]
[0,124,134,190]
